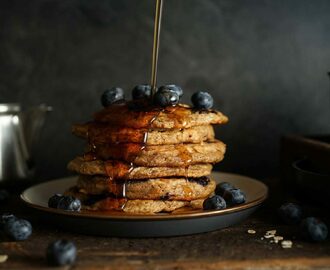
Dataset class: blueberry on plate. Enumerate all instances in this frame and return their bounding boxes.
[132,84,152,100]
[0,189,10,203]
[223,188,246,205]
[46,240,77,266]
[278,203,302,225]
[191,91,214,109]
[4,219,32,241]
[158,84,183,97]
[153,89,179,107]
[215,182,235,196]
[101,87,125,107]
[48,194,64,209]
[300,217,328,242]
[203,195,226,210]
[57,196,81,211]
[0,213,17,229]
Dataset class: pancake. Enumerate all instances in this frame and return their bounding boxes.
[76,175,216,200]
[91,140,226,167]
[72,124,215,145]
[65,187,204,213]
[94,103,228,129]
[66,99,228,214]
[68,157,213,179]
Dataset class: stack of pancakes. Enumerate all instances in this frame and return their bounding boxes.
[66,102,228,213]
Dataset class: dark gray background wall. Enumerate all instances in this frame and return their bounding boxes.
[0,0,329,181]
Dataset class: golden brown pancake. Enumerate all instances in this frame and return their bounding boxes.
[72,124,215,145]
[68,157,213,179]
[91,140,226,167]
[93,103,228,129]
[65,187,204,213]
[76,175,215,201]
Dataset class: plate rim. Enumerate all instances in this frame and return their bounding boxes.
[20,172,268,221]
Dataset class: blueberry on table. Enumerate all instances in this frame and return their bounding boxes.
[57,196,81,211]
[223,188,246,205]
[203,195,226,210]
[46,240,77,266]
[132,84,152,100]
[101,87,125,107]
[278,203,302,225]
[48,194,64,209]
[153,89,179,107]
[158,84,183,97]
[4,219,32,241]
[0,213,17,229]
[300,217,328,242]
[191,91,214,109]
[215,182,235,196]
[0,189,10,203]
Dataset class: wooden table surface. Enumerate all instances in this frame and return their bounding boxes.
[0,179,329,270]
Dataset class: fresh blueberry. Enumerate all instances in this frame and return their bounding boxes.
[57,196,81,211]
[4,219,32,241]
[153,89,179,107]
[0,189,10,203]
[215,182,235,196]
[203,195,226,210]
[46,240,77,266]
[48,194,64,209]
[223,188,246,205]
[278,203,302,225]
[132,84,152,100]
[158,84,183,97]
[191,91,214,109]
[101,87,124,107]
[300,217,328,242]
[0,213,17,229]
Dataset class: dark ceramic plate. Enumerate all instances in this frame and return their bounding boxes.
[21,172,268,237]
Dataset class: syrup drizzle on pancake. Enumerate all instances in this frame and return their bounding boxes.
[82,102,207,211]
[83,101,163,210]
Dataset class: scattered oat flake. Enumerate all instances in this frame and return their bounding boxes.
[260,237,264,240]
[266,230,277,235]
[281,240,293,249]
[274,236,284,241]
[0,255,8,263]
[264,234,274,239]
[247,229,256,234]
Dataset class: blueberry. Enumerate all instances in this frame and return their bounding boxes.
[223,188,246,205]
[4,219,32,241]
[0,213,17,229]
[203,195,226,210]
[48,194,64,209]
[132,84,152,100]
[0,189,10,203]
[154,89,179,107]
[278,203,302,225]
[215,182,235,196]
[191,91,214,109]
[46,240,77,266]
[300,217,328,242]
[158,84,183,97]
[101,87,124,107]
[57,196,81,211]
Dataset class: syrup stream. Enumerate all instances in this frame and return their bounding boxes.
[150,0,164,96]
